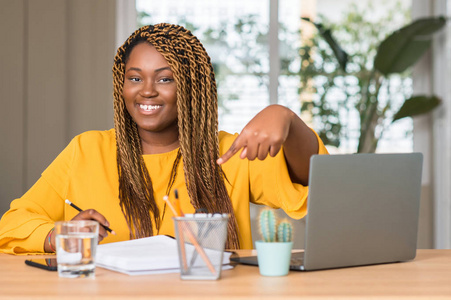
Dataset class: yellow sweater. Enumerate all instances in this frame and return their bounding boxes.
[0,129,328,254]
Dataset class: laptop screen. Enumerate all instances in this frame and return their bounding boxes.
[303,153,423,271]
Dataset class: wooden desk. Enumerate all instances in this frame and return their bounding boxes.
[2,250,451,299]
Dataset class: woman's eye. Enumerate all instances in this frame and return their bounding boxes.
[126,76,141,82]
[158,77,173,83]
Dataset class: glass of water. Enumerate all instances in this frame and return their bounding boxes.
[55,220,99,278]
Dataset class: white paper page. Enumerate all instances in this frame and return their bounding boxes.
[96,235,233,275]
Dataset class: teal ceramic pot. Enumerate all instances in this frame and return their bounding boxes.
[255,240,293,276]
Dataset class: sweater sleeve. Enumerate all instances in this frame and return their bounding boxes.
[249,129,328,219]
[0,138,76,255]
[0,178,64,254]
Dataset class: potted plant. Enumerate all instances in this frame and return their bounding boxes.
[255,209,293,276]
[299,3,445,153]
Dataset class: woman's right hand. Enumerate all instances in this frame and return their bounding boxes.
[45,209,112,252]
[70,209,112,242]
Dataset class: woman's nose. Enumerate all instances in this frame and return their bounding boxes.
[139,81,158,98]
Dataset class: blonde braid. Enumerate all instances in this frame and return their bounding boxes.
[113,29,158,239]
[113,24,240,248]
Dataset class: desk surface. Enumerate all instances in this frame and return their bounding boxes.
[2,249,451,299]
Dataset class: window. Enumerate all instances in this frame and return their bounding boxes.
[135,0,413,153]
[136,0,302,135]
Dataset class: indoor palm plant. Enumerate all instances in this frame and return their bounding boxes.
[299,3,445,153]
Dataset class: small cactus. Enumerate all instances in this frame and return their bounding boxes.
[258,209,293,243]
[277,220,292,242]
[259,209,276,242]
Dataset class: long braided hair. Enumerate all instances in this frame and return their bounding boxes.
[112,24,240,249]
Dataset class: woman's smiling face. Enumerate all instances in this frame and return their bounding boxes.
[123,42,178,137]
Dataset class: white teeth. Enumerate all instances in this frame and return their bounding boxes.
[139,104,161,111]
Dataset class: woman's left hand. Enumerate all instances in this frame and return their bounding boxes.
[217,104,319,185]
[217,105,293,164]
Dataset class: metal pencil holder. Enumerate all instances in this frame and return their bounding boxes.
[173,214,229,280]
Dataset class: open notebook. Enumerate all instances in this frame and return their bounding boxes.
[96,235,233,275]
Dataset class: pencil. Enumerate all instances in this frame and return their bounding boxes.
[164,195,188,271]
[163,194,216,275]
[65,199,116,235]
[163,196,178,218]
[172,190,189,271]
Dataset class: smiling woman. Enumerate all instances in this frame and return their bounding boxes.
[122,42,179,154]
[0,23,327,254]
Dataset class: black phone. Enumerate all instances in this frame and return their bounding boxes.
[25,258,58,271]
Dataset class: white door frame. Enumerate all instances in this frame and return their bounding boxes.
[413,0,451,249]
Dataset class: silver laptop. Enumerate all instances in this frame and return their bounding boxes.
[232,153,423,271]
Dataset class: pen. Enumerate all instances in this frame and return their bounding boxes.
[65,199,116,235]
[174,189,183,217]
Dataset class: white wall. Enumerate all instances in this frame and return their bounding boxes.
[429,0,451,249]
[411,0,451,249]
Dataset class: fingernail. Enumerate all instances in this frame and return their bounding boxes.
[217,158,223,165]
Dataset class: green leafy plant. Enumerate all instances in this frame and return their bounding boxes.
[258,209,293,243]
[299,3,445,153]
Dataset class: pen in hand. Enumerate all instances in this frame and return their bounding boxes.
[65,199,116,235]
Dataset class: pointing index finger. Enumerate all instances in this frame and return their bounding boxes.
[217,136,246,165]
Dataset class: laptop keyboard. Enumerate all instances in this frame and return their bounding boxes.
[289,252,305,268]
